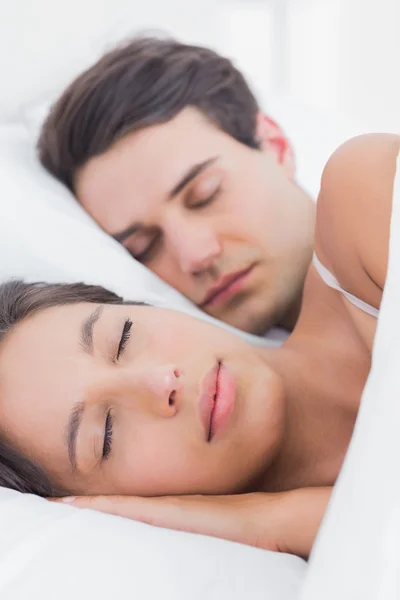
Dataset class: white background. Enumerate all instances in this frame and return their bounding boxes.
[0,0,399,130]
[218,0,400,132]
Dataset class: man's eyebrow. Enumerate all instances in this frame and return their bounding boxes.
[80,306,103,355]
[111,157,218,244]
[67,401,85,471]
[169,157,218,198]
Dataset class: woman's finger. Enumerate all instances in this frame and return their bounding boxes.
[52,493,271,547]
[56,494,191,528]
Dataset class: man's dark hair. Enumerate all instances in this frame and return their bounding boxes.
[38,36,261,191]
[0,280,127,497]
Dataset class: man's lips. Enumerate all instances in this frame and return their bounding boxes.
[198,361,236,442]
[199,264,255,308]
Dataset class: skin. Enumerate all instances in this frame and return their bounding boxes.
[0,134,398,557]
[76,108,315,335]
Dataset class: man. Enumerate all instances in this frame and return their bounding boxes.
[38,36,315,337]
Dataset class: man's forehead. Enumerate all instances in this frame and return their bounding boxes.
[80,107,218,175]
[76,113,223,232]
[86,114,218,177]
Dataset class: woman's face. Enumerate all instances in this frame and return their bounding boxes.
[0,303,285,496]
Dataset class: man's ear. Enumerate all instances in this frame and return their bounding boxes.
[255,112,296,179]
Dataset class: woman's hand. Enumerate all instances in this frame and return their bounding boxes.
[53,487,331,558]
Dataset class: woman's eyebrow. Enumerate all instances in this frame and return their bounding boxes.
[80,306,103,355]
[67,401,85,471]
[66,306,104,470]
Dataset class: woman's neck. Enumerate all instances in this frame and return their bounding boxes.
[255,271,371,492]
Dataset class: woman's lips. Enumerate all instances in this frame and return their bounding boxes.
[209,362,236,441]
[198,362,236,442]
[198,363,219,441]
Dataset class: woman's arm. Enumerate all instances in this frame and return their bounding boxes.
[315,133,400,317]
[53,487,332,559]
[275,486,332,558]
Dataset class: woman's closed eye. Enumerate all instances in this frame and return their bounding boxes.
[116,318,133,360]
[100,319,132,462]
[102,409,113,460]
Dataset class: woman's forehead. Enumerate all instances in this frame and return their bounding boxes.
[0,304,94,422]
[0,315,92,477]
[3,304,77,355]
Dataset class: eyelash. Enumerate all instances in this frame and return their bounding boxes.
[102,318,132,460]
[134,239,158,263]
[116,318,133,360]
[131,187,221,262]
[102,409,113,460]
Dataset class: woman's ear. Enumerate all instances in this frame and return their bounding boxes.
[255,112,296,179]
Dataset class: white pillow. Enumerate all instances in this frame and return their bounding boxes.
[0,487,306,600]
[260,93,375,200]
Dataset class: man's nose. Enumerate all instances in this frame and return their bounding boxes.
[118,364,182,417]
[166,220,222,275]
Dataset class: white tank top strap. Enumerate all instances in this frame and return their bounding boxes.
[313,149,400,320]
[312,253,380,319]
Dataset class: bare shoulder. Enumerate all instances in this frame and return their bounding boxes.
[315,133,400,307]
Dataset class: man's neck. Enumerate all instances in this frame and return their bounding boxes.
[276,292,303,332]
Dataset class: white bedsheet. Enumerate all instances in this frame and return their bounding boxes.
[0,487,305,600]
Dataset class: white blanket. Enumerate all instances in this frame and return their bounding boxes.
[301,153,400,599]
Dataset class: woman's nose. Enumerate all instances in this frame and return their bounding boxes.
[120,364,183,417]
[147,365,181,405]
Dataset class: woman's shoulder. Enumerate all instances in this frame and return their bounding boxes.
[315,133,400,307]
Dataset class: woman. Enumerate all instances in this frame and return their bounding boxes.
[0,133,399,557]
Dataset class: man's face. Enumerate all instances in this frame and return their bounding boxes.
[76,108,315,335]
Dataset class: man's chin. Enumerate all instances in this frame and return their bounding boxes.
[207,305,279,337]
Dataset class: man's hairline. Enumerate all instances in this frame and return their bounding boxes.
[71,105,259,197]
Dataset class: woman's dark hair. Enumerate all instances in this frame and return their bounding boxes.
[0,280,127,497]
[38,35,260,191]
